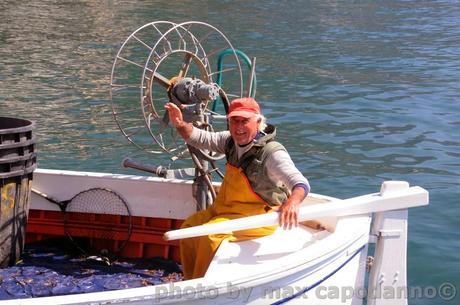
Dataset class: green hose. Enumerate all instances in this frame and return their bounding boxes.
[213,49,257,112]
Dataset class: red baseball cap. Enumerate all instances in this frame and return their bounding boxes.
[227,98,261,118]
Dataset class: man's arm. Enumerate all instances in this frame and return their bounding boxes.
[165,102,229,153]
[265,150,310,230]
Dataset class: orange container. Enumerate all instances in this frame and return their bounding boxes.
[26,209,183,262]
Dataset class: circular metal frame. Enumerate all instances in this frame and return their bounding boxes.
[110,21,244,157]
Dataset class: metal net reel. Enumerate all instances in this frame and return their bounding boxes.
[110,21,245,159]
[110,21,254,209]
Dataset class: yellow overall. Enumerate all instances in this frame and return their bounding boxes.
[180,163,277,279]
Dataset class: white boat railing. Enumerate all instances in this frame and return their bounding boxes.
[164,181,428,241]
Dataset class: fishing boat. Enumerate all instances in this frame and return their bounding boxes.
[19,168,426,305]
[0,21,429,304]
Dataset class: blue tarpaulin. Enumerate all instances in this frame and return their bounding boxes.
[0,239,182,299]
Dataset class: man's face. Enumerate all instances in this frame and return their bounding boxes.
[228,115,260,146]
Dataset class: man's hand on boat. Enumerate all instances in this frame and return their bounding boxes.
[276,185,306,230]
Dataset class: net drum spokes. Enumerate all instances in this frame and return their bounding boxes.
[110,21,244,157]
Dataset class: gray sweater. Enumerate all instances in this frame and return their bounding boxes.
[187,128,310,195]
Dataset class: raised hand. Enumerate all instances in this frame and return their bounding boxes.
[165,103,184,128]
[164,103,193,140]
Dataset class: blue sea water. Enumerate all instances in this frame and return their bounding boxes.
[0,1,459,304]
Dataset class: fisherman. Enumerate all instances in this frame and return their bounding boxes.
[165,97,310,279]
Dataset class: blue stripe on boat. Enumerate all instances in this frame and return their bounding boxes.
[270,244,366,305]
